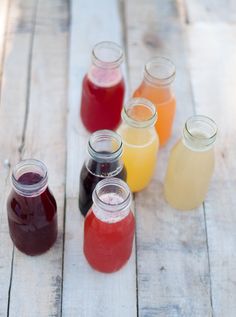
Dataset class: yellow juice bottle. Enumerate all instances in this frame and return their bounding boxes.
[117,98,159,192]
[164,115,217,210]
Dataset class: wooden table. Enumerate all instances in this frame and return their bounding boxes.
[0,0,235,316]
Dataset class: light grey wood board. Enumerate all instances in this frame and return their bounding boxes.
[124,0,212,316]
[187,22,236,317]
[7,0,68,316]
[0,0,37,315]
[62,0,137,316]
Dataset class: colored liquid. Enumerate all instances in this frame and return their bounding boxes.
[84,205,135,273]
[118,125,159,192]
[80,71,125,132]
[133,82,176,146]
[79,159,127,216]
[164,140,214,210]
[7,172,57,255]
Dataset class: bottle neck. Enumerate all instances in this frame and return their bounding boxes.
[88,41,123,87]
[12,159,48,197]
[182,115,217,152]
[92,178,132,223]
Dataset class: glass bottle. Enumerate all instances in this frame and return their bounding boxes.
[79,129,126,216]
[83,178,135,273]
[117,98,159,192]
[164,115,217,210]
[133,56,176,146]
[7,159,58,255]
[80,41,125,132]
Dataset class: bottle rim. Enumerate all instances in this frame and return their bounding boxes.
[88,129,123,162]
[92,178,132,214]
[91,41,124,69]
[144,56,176,86]
[122,98,157,128]
[12,159,48,197]
[183,115,217,149]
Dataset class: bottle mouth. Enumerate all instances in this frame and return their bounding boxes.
[12,159,48,197]
[92,178,132,222]
[88,130,123,162]
[144,56,176,86]
[122,98,157,128]
[92,41,124,69]
[183,115,217,150]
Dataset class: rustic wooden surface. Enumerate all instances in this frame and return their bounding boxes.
[0,0,235,316]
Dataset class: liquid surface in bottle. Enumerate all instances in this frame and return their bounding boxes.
[7,172,57,255]
[133,82,176,146]
[83,194,135,273]
[164,140,214,210]
[79,159,127,216]
[80,69,125,132]
[118,125,159,192]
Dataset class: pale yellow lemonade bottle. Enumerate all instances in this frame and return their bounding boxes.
[164,115,217,210]
[117,98,159,192]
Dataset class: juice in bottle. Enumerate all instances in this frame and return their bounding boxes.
[7,159,58,255]
[164,115,217,210]
[84,178,135,273]
[79,130,126,216]
[117,98,159,192]
[133,57,176,146]
[80,41,125,132]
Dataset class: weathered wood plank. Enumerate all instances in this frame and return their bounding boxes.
[183,0,236,23]
[0,1,37,315]
[187,23,236,317]
[7,0,68,316]
[124,0,212,315]
[0,0,9,80]
[62,0,137,316]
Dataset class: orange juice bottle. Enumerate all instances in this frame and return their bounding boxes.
[133,57,176,146]
[117,98,159,192]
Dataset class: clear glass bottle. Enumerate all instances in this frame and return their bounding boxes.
[7,159,58,255]
[79,129,127,216]
[164,115,217,210]
[117,98,159,192]
[133,56,176,146]
[80,41,125,132]
[83,178,135,273]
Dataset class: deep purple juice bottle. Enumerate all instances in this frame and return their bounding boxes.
[79,130,127,216]
[7,159,58,256]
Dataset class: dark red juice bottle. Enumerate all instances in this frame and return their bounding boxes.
[7,159,58,256]
[80,41,125,132]
[84,178,135,273]
[79,129,126,216]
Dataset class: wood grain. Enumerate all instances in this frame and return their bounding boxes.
[124,0,212,315]
[62,0,137,316]
[0,0,37,315]
[7,0,68,316]
[187,22,236,317]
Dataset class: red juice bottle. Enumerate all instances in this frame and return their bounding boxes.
[84,178,135,273]
[7,159,58,256]
[80,41,125,132]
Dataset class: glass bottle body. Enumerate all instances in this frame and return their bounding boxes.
[117,98,159,192]
[83,178,135,273]
[164,115,217,210]
[79,130,126,216]
[80,41,125,132]
[133,57,176,146]
[7,160,57,255]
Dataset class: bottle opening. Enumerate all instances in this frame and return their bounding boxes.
[88,130,123,162]
[144,56,176,86]
[92,178,132,223]
[12,159,48,196]
[92,41,123,69]
[183,115,217,150]
[122,98,157,128]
